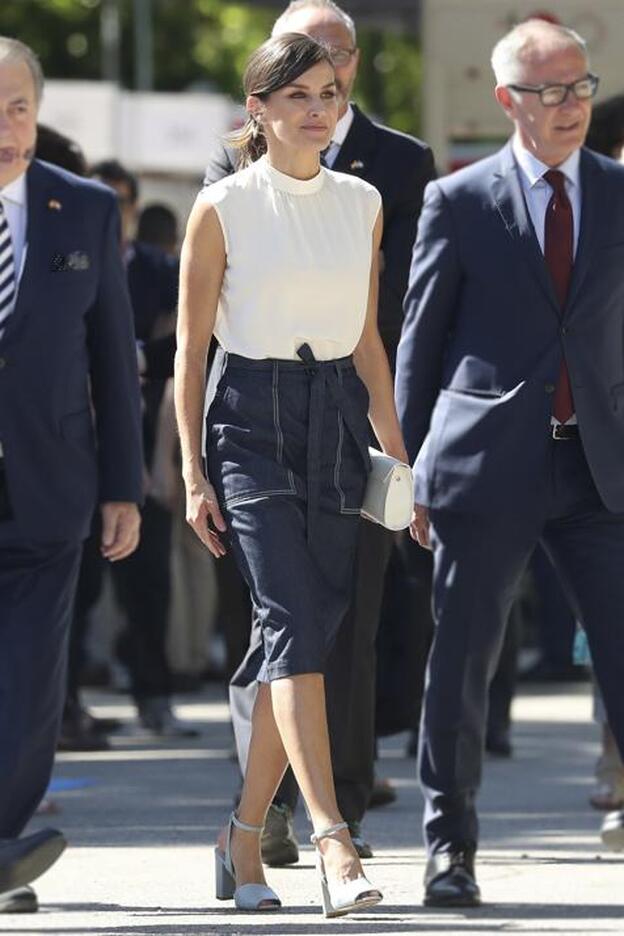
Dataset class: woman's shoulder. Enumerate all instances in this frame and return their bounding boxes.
[324,169,381,205]
[324,169,382,225]
[197,160,261,207]
[325,169,379,198]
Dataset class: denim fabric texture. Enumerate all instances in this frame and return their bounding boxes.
[207,347,370,682]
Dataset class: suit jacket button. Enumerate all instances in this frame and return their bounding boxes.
[545,383,555,394]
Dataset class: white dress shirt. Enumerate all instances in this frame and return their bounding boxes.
[323,103,355,168]
[0,173,27,455]
[512,135,581,257]
[512,136,580,424]
[0,171,28,284]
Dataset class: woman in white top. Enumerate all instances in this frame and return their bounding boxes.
[175,33,407,917]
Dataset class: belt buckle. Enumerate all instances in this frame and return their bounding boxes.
[552,423,576,440]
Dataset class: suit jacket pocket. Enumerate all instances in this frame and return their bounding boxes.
[446,386,505,399]
[416,382,534,511]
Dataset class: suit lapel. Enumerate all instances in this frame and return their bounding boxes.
[331,104,376,177]
[565,149,603,318]
[491,143,559,315]
[5,161,55,338]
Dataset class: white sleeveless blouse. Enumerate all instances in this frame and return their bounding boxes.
[199,155,381,361]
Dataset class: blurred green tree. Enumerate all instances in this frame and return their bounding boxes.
[0,0,422,134]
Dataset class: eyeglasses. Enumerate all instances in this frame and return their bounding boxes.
[507,73,599,107]
[326,46,357,67]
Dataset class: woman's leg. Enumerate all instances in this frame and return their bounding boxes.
[270,673,364,882]
[231,673,364,887]
[227,683,288,886]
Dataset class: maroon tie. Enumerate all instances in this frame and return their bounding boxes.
[543,169,574,423]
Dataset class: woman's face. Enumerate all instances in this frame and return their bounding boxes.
[249,61,338,155]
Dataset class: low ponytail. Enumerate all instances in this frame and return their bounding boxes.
[227,114,268,170]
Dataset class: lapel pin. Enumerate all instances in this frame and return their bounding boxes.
[350,160,364,170]
[48,198,62,211]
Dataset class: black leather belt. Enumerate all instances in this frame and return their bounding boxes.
[551,424,579,440]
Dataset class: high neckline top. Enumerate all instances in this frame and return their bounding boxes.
[199,156,381,361]
[259,155,325,196]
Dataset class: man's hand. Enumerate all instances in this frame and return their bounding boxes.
[100,502,141,562]
[409,502,431,550]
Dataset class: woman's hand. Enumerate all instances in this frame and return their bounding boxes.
[185,475,227,557]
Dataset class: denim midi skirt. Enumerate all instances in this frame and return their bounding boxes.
[206,345,371,682]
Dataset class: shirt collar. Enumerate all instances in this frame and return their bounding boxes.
[512,135,581,190]
[0,171,27,207]
[331,103,354,148]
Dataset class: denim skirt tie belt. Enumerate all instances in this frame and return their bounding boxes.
[295,343,370,544]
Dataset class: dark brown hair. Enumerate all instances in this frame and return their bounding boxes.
[228,32,333,168]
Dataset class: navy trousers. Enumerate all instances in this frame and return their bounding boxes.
[422,436,624,854]
[0,535,81,838]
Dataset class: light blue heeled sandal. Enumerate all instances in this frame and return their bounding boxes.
[215,812,281,911]
[311,821,383,918]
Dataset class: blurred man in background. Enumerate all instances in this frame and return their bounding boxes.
[74,159,195,738]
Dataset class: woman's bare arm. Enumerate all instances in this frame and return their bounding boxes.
[353,210,409,464]
[174,199,228,556]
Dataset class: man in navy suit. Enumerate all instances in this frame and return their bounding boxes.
[396,18,624,906]
[0,38,142,912]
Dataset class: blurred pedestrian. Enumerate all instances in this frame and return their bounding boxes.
[176,31,406,915]
[35,123,87,175]
[0,37,142,913]
[396,18,624,904]
[137,202,179,256]
[78,159,195,737]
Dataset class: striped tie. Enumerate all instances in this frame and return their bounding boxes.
[0,203,16,339]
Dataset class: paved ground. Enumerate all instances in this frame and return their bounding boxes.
[7,682,624,935]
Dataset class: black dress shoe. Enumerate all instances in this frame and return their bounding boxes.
[0,885,38,913]
[0,830,66,894]
[424,847,481,907]
[261,803,299,866]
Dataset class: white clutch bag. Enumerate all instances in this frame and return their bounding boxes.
[361,448,413,531]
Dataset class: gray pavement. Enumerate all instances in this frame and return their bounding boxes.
[9,682,624,935]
